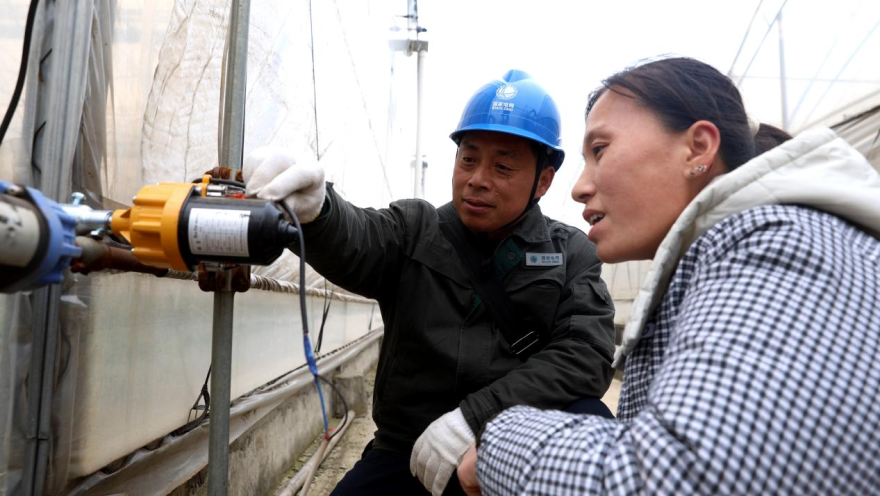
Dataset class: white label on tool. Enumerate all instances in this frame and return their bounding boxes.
[188,208,250,257]
[0,200,42,267]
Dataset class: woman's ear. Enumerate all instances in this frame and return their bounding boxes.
[682,120,722,179]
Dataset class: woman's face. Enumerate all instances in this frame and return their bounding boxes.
[572,89,699,263]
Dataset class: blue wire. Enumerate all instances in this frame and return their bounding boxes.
[304,333,329,436]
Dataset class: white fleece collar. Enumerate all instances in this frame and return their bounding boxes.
[614,128,880,368]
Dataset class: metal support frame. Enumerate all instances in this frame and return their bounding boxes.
[20,0,92,493]
[406,0,428,199]
[21,287,60,496]
[777,10,789,131]
[414,45,427,199]
[207,0,250,494]
[207,290,235,495]
[219,0,251,172]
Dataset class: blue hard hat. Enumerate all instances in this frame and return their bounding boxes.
[450,69,565,170]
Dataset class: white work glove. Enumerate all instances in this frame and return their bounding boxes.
[242,146,326,224]
[410,408,476,496]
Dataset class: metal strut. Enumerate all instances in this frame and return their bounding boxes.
[207,0,251,494]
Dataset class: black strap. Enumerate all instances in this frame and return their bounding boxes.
[437,205,540,358]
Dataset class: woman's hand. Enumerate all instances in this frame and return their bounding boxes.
[457,443,481,496]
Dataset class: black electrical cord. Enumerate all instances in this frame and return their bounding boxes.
[318,375,349,441]
[315,278,332,353]
[0,0,40,148]
[173,365,212,436]
[191,177,246,188]
[277,201,309,335]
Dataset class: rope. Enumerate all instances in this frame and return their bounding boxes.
[159,270,373,304]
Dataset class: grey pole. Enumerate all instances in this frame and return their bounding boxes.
[208,0,250,494]
[219,0,251,171]
[777,10,790,131]
[208,290,236,495]
[407,0,427,199]
[414,46,426,199]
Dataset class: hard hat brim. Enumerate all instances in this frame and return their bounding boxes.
[449,124,565,170]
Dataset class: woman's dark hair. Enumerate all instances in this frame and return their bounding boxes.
[586,57,784,171]
[754,123,793,155]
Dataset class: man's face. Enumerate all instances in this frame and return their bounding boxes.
[452,131,555,236]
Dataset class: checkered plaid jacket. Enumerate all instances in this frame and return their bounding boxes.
[475,129,880,495]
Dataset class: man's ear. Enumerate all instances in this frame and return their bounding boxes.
[682,120,722,178]
[534,166,556,199]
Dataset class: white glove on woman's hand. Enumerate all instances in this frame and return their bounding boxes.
[242,146,326,224]
[410,408,475,496]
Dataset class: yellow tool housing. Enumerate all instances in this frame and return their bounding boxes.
[110,182,197,270]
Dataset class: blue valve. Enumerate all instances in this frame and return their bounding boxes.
[0,180,82,293]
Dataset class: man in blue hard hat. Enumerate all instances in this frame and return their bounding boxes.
[243,70,616,495]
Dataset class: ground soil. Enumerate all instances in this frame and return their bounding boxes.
[271,368,623,495]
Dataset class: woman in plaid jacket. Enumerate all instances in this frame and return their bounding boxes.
[460,57,880,495]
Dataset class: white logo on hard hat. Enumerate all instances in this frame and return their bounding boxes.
[496,85,518,100]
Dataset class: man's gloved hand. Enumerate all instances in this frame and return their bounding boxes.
[242,146,326,224]
[410,408,475,496]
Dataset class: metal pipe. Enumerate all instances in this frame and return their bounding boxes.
[208,290,235,495]
[70,236,170,276]
[219,0,251,173]
[21,286,59,496]
[208,0,251,493]
[406,0,418,31]
[60,204,113,233]
[21,0,94,490]
[777,10,789,131]
[277,410,356,496]
[414,47,426,199]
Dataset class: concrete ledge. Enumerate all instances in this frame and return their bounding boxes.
[170,334,382,496]
[63,330,384,496]
[330,340,379,418]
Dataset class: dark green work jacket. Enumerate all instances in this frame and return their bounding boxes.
[301,185,615,453]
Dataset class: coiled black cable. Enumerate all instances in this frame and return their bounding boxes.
[0,0,40,147]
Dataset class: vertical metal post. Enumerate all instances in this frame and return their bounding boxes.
[208,290,235,496]
[408,0,427,199]
[21,287,60,496]
[20,0,93,491]
[406,0,418,31]
[777,10,789,131]
[414,48,426,199]
[219,0,251,171]
[208,0,250,494]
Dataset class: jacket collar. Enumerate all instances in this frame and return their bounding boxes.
[615,127,880,368]
[508,203,550,244]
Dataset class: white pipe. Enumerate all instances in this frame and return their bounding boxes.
[276,409,356,496]
[777,10,789,131]
[299,439,329,496]
[414,47,426,199]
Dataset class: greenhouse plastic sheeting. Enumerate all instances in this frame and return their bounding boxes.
[731,0,880,133]
[0,294,27,496]
[67,272,374,479]
[137,0,416,211]
[0,4,48,488]
[832,96,880,172]
[0,0,41,181]
[600,260,652,327]
[1,0,411,490]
